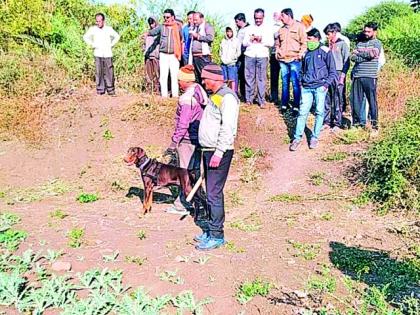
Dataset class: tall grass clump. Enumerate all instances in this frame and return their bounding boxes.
[345,1,414,36]
[361,99,419,213]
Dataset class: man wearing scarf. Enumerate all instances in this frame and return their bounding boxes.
[190,12,215,81]
[147,9,183,98]
[289,28,337,152]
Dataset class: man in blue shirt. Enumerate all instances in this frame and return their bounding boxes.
[182,11,195,65]
[290,28,337,151]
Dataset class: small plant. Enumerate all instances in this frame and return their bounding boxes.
[159,269,184,285]
[125,255,146,266]
[230,213,262,232]
[49,209,68,220]
[309,171,325,186]
[236,278,272,304]
[103,129,114,140]
[228,190,244,206]
[306,266,337,295]
[0,212,21,232]
[172,290,213,315]
[136,230,146,240]
[288,240,320,260]
[321,152,348,162]
[102,251,119,262]
[239,146,265,159]
[44,249,64,262]
[320,212,333,221]
[193,256,210,265]
[76,193,99,203]
[334,128,369,145]
[0,229,27,251]
[225,241,245,253]
[269,193,303,203]
[67,228,85,248]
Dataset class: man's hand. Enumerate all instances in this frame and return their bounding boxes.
[322,85,328,92]
[338,73,346,85]
[209,155,222,168]
[164,142,177,155]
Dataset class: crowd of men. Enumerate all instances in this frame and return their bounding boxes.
[83,8,384,251]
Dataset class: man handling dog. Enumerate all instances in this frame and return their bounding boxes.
[195,64,240,251]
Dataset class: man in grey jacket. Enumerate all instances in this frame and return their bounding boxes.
[194,64,240,251]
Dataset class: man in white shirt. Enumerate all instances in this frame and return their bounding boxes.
[83,13,120,95]
[242,8,274,108]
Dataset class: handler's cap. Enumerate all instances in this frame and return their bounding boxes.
[177,64,196,82]
[201,63,224,81]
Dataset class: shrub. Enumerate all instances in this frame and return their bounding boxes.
[380,13,420,66]
[362,99,419,213]
[345,1,413,36]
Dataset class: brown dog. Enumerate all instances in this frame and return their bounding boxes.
[124,147,194,215]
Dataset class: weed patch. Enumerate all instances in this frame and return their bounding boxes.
[236,278,272,304]
[225,241,246,253]
[49,209,68,220]
[269,194,303,203]
[76,193,99,203]
[124,255,146,266]
[230,213,262,232]
[288,240,320,261]
[321,152,348,162]
[159,269,184,285]
[67,228,85,248]
[309,172,326,186]
[136,230,146,240]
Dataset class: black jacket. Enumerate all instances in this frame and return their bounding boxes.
[300,45,337,89]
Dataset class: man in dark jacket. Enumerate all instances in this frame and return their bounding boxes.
[290,28,337,151]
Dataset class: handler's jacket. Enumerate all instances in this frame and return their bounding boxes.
[300,45,337,89]
[198,85,239,158]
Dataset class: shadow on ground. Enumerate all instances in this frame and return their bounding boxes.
[126,187,175,204]
[329,241,419,305]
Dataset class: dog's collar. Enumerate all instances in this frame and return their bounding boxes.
[136,156,151,170]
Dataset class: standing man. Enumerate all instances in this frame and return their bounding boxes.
[270,12,283,104]
[234,13,249,100]
[165,65,208,215]
[242,8,274,108]
[195,64,240,251]
[144,16,160,94]
[182,11,195,66]
[276,8,307,115]
[323,23,350,131]
[146,9,183,98]
[350,22,382,132]
[289,28,337,151]
[190,12,215,80]
[83,13,120,96]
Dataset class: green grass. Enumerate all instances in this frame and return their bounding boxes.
[321,152,349,162]
[320,212,333,221]
[76,193,99,203]
[229,213,262,232]
[306,266,337,295]
[236,278,272,304]
[225,241,246,253]
[333,128,369,145]
[361,99,419,213]
[67,228,84,248]
[103,129,114,140]
[288,240,320,260]
[136,230,146,240]
[125,255,146,266]
[268,193,303,203]
[0,229,27,251]
[309,171,326,186]
[49,209,68,220]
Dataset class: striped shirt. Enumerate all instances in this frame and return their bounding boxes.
[351,39,382,78]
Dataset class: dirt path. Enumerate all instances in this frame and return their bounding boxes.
[0,90,405,314]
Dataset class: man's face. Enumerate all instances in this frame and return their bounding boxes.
[187,13,194,26]
[163,13,174,23]
[254,12,264,26]
[193,13,202,26]
[307,35,319,43]
[96,15,104,28]
[326,31,336,42]
[280,12,291,25]
[149,21,156,29]
[273,12,281,22]
[363,27,375,40]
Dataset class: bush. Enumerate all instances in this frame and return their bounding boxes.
[362,99,420,213]
[345,1,414,36]
[380,13,420,66]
